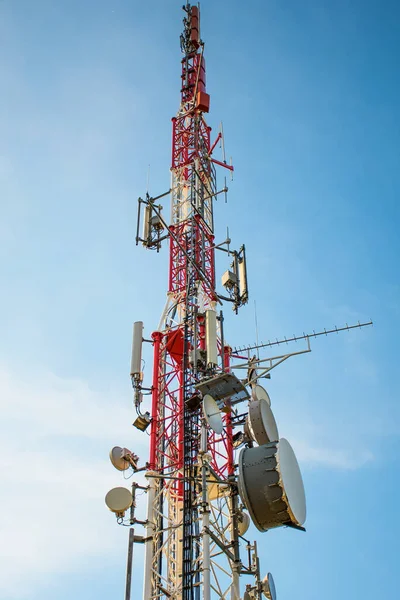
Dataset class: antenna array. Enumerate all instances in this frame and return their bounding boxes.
[104,5,373,600]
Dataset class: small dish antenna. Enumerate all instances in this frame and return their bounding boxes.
[105,487,133,516]
[262,573,277,600]
[251,384,271,406]
[237,510,250,536]
[109,446,135,471]
[203,394,224,434]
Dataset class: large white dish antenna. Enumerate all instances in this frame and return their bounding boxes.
[247,398,279,445]
[109,446,130,471]
[203,394,224,434]
[262,573,277,600]
[237,438,306,532]
[251,384,271,406]
[105,487,133,514]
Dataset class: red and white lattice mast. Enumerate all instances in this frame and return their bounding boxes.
[105,4,373,600]
[136,3,241,598]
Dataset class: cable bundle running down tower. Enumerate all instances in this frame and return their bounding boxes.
[105,4,372,600]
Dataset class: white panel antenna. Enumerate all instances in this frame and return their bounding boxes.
[143,205,151,241]
[238,246,248,304]
[205,309,218,366]
[130,321,143,377]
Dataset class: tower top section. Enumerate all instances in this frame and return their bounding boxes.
[181,3,201,54]
[179,3,210,113]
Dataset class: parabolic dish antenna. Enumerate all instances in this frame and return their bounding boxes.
[109,446,130,471]
[237,438,306,532]
[251,384,271,406]
[247,398,279,445]
[237,510,250,536]
[263,573,277,600]
[105,487,133,514]
[203,394,224,434]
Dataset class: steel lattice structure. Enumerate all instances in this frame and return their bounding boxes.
[142,5,238,599]
[105,4,373,600]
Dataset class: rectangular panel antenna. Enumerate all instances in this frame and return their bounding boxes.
[130,321,144,377]
[205,310,218,366]
[238,245,248,304]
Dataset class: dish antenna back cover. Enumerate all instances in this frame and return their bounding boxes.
[237,439,306,531]
[203,394,224,434]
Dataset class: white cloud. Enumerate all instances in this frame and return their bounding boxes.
[0,367,131,439]
[289,437,373,470]
[268,392,375,471]
[0,366,149,598]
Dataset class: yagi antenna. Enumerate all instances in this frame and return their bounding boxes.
[233,320,373,354]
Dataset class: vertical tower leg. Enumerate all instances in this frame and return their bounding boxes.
[143,475,156,600]
[229,492,241,600]
[200,425,211,600]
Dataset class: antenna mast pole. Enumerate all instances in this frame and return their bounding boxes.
[143,5,235,599]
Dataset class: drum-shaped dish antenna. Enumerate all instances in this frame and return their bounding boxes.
[105,487,133,515]
[203,394,224,434]
[247,398,279,445]
[238,438,306,531]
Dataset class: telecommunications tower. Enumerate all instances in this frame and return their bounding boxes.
[105,4,372,600]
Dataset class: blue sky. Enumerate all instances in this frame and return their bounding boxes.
[0,0,399,598]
